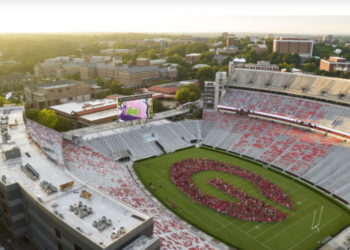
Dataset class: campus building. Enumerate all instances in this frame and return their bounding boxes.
[273,37,314,56]
[50,98,119,128]
[320,57,350,72]
[24,79,101,110]
[227,38,241,47]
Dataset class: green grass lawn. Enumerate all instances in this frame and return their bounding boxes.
[135,147,350,250]
[126,107,140,116]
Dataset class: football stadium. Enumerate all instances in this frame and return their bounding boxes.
[2,69,350,250]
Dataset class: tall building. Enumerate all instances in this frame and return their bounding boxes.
[227,38,241,46]
[222,32,228,39]
[316,35,333,44]
[266,34,274,39]
[273,37,314,56]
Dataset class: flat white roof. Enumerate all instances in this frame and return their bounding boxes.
[0,106,151,248]
[80,109,118,121]
[50,99,117,115]
[41,83,78,89]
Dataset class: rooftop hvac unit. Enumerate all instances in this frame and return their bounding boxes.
[58,214,64,219]
[1,175,6,183]
[92,221,98,227]
[54,210,59,215]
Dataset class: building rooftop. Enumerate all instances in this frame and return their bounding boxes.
[124,66,159,74]
[50,99,117,116]
[0,75,22,82]
[0,106,151,248]
[192,64,210,69]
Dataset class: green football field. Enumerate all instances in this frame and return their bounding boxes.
[135,147,350,250]
[126,107,140,116]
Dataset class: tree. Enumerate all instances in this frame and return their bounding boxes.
[0,96,6,107]
[278,62,296,72]
[54,116,72,132]
[35,109,57,129]
[177,66,190,80]
[303,63,317,72]
[196,66,214,80]
[121,87,132,95]
[25,108,39,120]
[153,99,166,113]
[166,54,187,66]
[175,84,202,103]
[66,72,81,81]
[175,88,190,103]
[220,66,229,73]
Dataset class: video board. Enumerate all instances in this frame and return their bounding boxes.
[118,94,153,122]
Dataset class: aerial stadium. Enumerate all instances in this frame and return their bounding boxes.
[2,69,350,250]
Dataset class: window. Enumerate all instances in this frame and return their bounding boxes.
[66,87,70,90]
[74,244,82,250]
[0,192,4,201]
[25,202,28,209]
[58,89,62,93]
[28,214,31,225]
[57,242,63,250]
[50,90,54,92]
[55,229,61,239]
[2,203,8,215]
[69,97,73,101]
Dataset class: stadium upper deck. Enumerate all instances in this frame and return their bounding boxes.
[228,69,350,106]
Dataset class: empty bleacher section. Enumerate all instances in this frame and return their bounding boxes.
[62,141,220,249]
[201,110,350,203]
[227,68,350,104]
[219,89,350,136]
[26,119,67,168]
[82,121,201,160]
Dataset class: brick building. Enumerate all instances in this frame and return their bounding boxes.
[0,74,24,91]
[316,35,333,44]
[24,79,101,110]
[273,37,314,56]
[80,57,177,91]
[186,53,201,62]
[320,57,350,72]
[251,44,269,55]
[55,63,82,79]
[50,98,119,128]
[34,62,61,79]
[99,49,130,56]
[227,38,241,46]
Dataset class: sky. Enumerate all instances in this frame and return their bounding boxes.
[1,0,350,34]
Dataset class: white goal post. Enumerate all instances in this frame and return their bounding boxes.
[311,207,323,234]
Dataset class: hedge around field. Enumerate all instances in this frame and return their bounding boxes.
[134,146,350,250]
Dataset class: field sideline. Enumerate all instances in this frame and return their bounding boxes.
[135,147,350,250]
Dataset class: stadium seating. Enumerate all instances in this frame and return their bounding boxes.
[62,138,222,249]
[26,119,67,168]
[219,89,350,137]
[158,230,205,250]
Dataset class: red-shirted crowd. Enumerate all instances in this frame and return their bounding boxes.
[171,159,294,222]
